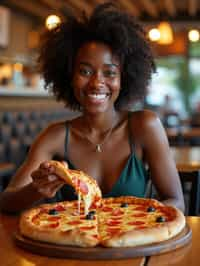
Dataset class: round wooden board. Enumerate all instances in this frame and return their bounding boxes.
[14,224,192,260]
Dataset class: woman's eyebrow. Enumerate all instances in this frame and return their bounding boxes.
[79,62,119,68]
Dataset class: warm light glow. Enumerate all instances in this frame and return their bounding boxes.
[13,63,23,72]
[45,15,61,30]
[148,28,160,41]
[188,29,200,42]
[158,22,174,45]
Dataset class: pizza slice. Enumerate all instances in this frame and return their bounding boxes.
[45,160,102,215]
[97,196,186,247]
[19,201,100,247]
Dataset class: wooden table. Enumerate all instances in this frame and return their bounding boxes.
[171,146,200,172]
[171,146,200,215]
[0,214,145,266]
[148,217,198,265]
[167,127,200,139]
[0,213,196,266]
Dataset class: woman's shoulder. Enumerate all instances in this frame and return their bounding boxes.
[129,109,160,126]
[128,109,163,141]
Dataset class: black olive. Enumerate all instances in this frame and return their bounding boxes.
[85,211,95,220]
[156,216,166,223]
[147,206,156,212]
[48,209,58,215]
[121,203,128,208]
[89,210,96,215]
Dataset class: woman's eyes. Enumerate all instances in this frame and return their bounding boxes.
[79,68,92,76]
[79,68,118,77]
[103,70,117,77]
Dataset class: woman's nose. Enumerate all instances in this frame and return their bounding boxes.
[89,71,105,88]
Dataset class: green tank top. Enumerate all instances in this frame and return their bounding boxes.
[53,120,148,202]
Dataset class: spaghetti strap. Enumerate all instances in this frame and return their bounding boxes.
[128,112,134,153]
[64,122,69,160]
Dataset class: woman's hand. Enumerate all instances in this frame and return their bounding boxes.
[31,161,67,198]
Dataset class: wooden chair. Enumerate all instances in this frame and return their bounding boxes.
[179,170,200,216]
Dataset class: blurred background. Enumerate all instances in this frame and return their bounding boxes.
[0,1,200,215]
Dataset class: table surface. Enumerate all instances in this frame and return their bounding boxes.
[166,127,200,138]
[148,217,199,266]
[0,214,145,266]
[171,146,200,172]
[0,214,197,266]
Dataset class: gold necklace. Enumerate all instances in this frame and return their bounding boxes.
[84,124,114,153]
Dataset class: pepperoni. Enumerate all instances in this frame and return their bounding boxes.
[39,208,48,214]
[112,209,124,216]
[106,220,121,226]
[48,222,59,228]
[133,206,146,211]
[55,205,66,211]
[92,234,99,239]
[79,180,89,194]
[67,220,82,225]
[80,226,96,230]
[132,213,146,218]
[106,228,121,235]
[32,214,40,223]
[128,221,145,226]
[101,206,113,212]
[48,216,61,221]
[72,177,89,194]
[135,225,148,230]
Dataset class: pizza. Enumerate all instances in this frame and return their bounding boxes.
[41,160,102,215]
[19,196,185,248]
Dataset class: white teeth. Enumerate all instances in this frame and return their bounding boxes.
[88,93,107,100]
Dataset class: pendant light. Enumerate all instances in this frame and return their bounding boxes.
[157,21,174,45]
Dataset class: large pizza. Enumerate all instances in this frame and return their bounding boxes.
[19,161,185,248]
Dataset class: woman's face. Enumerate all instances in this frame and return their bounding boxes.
[72,42,121,114]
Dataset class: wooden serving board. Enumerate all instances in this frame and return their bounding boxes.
[14,224,192,260]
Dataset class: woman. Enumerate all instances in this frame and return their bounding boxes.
[0,3,184,213]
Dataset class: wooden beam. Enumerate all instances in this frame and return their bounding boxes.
[65,0,93,16]
[117,0,140,17]
[140,0,158,18]
[6,0,51,19]
[188,0,197,16]
[164,0,176,17]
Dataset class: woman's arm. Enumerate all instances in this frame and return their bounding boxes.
[0,122,66,213]
[130,110,185,212]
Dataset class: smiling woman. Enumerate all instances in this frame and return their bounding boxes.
[0,2,185,214]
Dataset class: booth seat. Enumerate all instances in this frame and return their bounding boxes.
[0,109,78,190]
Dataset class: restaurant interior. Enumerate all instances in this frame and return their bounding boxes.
[0,1,200,265]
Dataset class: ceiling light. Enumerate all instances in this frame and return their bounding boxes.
[157,22,174,45]
[188,29,199,42]
[148,28,160,41]
[45,15,61,30]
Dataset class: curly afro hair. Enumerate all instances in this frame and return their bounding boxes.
[38,2,156,110]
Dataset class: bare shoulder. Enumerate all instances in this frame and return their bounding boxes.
[129,109,165,144]
[130,109,162,131]
[29,120,70,156]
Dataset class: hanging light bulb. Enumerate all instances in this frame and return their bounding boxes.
[157,21,174,45]
[188,29,200,42]
[45,15,61,30]
[148,28,160,42]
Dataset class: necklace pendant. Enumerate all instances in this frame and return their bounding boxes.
[96,144,102,153]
